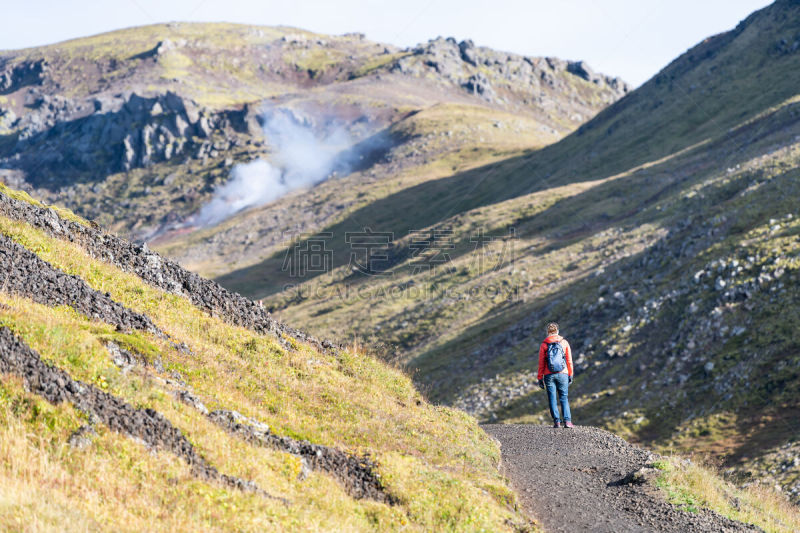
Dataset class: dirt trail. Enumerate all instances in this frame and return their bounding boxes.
[483,424,759,533]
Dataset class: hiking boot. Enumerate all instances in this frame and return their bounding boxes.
[553,421,561,428]
[564,421,574,428]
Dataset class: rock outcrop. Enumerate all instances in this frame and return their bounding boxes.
[0,232,160,334]
[3,91,259,188]
[0,189,340,354]
[0,58,47,94]
[391,36,628,104]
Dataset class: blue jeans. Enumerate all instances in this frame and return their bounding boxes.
[544,373,571,423]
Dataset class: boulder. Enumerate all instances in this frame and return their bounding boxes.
[615,465,661,486]
[0,58,47,93]
[458,39,478,66]
[463,72,495,98]
[567,60,600,83]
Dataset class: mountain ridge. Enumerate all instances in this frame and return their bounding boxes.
[0,21,626,240]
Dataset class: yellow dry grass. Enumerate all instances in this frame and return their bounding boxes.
[0,213,525,531]
[655,456,800,533]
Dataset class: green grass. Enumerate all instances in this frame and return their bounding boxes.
[654,456,800,532]
[351,52,412,78]
[283,48,347,78]
[654,461,703,513]
[5,2,800,527]
[0,210,529,531]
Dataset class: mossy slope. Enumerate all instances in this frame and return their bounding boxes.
[0,193,528,531]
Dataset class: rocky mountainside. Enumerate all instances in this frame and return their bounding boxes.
[150,0,800,505]
[0,23,625,239]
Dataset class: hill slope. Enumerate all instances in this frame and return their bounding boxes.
[2,184,797,532]
[0,185,533,531]
[3,0,800,514]
[172,0,800,503]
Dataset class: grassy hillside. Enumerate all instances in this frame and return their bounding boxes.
[3,0,800,521]
[191,0,800,503]
[1,185,797,532]
[0,187,531,531]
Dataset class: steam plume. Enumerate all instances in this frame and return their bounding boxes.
[196,108,353,227]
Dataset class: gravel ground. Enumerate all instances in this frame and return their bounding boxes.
[483,424,760,533]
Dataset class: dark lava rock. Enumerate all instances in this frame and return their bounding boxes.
[208,409,395,503]
[0,191,341,354]
[0,233,160,334]
[0,327,283,501]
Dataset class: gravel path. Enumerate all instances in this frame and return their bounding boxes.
[483,424,759,533]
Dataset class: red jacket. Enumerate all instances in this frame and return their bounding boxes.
[537,334,573,380]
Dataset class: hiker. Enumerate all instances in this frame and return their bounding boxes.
[537,322,574,428]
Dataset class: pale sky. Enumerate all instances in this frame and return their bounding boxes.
[2,0,773,87]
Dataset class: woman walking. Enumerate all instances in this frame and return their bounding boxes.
[537,322,574,428]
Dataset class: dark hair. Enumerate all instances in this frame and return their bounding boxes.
[547,322,559,334]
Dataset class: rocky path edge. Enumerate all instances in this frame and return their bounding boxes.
[483,424,760,533]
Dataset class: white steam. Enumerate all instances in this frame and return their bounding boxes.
[196,108,353,227]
